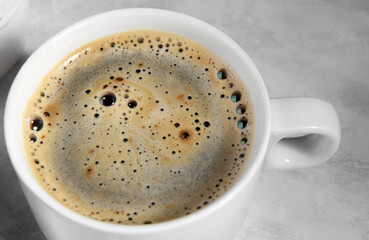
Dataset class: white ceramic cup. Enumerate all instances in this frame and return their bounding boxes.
[4,8,340,240]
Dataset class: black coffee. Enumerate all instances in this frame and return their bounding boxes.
[23,30,255,225]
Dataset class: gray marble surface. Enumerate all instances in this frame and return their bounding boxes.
[1,0,368,239]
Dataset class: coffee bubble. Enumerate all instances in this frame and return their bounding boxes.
[30,115,43,131]
[217,69,227,80]
[127,100,137,108]
[180,130,190,139]
[237,118,248,129]
[137,37,144,44]
[29,134,37,143]
[231,91,241,103]
[240,138,248,145]
[236,104,246,114]
[100,92,116,106]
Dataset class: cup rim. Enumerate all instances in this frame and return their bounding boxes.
[4,8,271,233]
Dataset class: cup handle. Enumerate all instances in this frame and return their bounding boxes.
[264,98,341,170]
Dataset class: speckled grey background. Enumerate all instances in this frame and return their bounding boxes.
[1,0,368,239]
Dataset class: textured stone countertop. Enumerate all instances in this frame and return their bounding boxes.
[0,0,368,239]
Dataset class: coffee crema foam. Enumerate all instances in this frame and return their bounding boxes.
[23,30,255,225]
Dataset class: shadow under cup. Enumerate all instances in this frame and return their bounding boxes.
[4,8,271,240]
